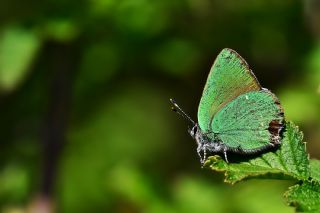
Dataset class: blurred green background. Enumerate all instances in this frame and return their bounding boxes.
[0,0,319,212]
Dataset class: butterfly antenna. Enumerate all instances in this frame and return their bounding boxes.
[170,98,195,126]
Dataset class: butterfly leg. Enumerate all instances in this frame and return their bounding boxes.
[223,148,229,163]
[203,144,207,164]
[197,144,203,164]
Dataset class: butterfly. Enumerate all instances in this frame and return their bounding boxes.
[170,48,285,164]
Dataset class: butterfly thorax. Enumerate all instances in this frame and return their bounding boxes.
[189,123,226,163]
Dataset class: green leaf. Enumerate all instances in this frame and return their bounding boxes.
[310,159,320,182]
[0,26,41,91]
[204,122,310,184]
[284,181,320,212]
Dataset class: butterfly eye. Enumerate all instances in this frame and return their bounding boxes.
[192,126,198,135]
[188,125,197,137]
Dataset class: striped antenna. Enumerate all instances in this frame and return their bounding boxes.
[170,98,195,126]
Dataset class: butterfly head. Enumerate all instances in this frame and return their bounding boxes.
[170,98,216,163]
[188,124,207,148]
[188,124,199,139]
[188,124,206,153]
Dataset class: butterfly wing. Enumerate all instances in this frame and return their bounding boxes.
[211,90,284,150]
[198,48,261,132]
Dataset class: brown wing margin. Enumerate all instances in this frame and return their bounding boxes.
[267,91,285,145]
[224,48,262,89]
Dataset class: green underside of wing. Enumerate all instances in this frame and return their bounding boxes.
[210,90,283,150]
[198,48,260,132]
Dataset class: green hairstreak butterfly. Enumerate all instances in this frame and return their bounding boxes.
[170,48,284,164]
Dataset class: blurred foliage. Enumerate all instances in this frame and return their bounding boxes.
[0,0,319,212]
[0,26,41,92]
